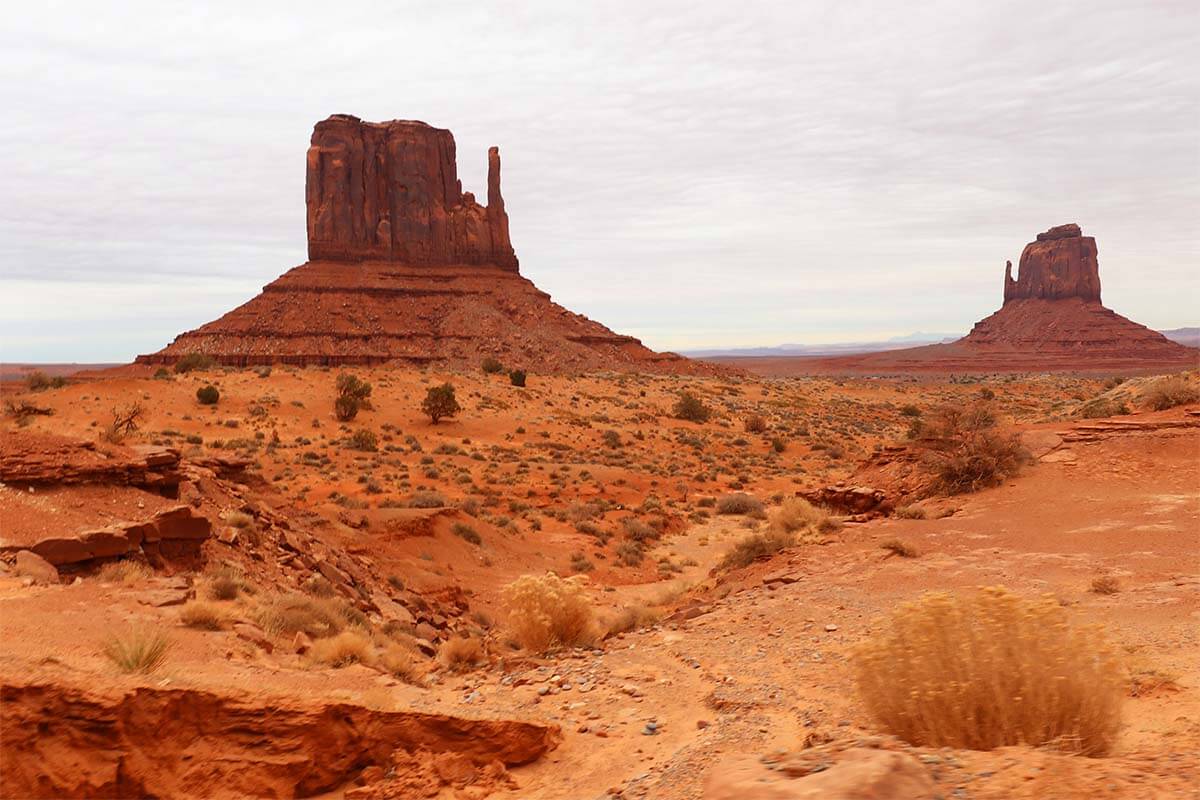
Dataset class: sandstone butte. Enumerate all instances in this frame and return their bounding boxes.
[137,115,711,374]
[786,223,1199,374]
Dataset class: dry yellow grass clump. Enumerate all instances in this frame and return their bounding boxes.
[853,586,1124,756]
[502,572,597,654]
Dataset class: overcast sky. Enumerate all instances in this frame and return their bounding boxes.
[2,0,1198,362]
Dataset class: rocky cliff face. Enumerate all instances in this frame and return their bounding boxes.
[305,115,518,270]
[1003,223,1101,305]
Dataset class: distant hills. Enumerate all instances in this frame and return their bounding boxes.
[685,328,1199,359]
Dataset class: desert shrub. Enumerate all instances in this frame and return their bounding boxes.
[334,373,373,421]
[437,636,484,671]
[206,563,253,600]
[408,490,447,508]
[607,604,662,636]
[502,572,597,653]
[509,369,527,387]
[310,631,372,668]
[853,586,1124,755]
[771,437,786,453]
[716,492,764,515]
[569,552,594,573]
[1078,398,1130,419]
[481,356,504,374]
[104,402,146,443]
[102,626,172,674]
[349,429,378,452]
[421,383,461,424]
[1140,375,1199,411]
[380,642,425,684]
[174,353,215,373]
[616,541,644,566]
[917,403,1028,494]
[601,430,622,448]
[196,385,220,405]
[452,521,482,545]
[894,505,927,520]
[673,391,712,423]
[769,497,839,540]
[226,511,254,529]
[180,601,226,630]
[255,594,355,639]
[718,531,793,571]
[26,371,65,391]
[900,404,922,418]
[1090,575,1120,595]
[880,538,918,558]
[622,517,660,543]
[96,559,151,585]
[743,414,767,434]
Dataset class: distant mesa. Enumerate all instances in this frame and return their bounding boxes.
[138,115,710,374]
[721,224,1198,375]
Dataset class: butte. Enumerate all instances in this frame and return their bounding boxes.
[138,114,709,374]
[814,223,1198,373]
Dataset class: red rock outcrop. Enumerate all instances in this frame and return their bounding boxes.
[306,115,517,270]
[1003,223,1101,304]
[789,224,1197,373]
[0,679,559,799]
[138,115,714,374]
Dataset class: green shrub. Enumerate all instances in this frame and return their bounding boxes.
[673,391,712,423]
[349,429,378,451]
[481,357,504,374]
[509,369,527,387]
[452,522,482,545]
[421,383,461,424]
[334,373,373,422]
[196,385,220,405]
[174,353,215,373]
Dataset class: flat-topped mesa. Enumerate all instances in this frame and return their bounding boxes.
[1003,223,1100,305]
[305,114,518,270]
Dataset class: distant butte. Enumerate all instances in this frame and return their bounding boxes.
[138,115,713,374]
[725,224,1198,375]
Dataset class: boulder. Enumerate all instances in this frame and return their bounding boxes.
[13,550,59,585]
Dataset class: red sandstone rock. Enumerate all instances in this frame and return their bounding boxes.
[1003,223,1100,304]
[139,115,715,375]
[306,115,517,270]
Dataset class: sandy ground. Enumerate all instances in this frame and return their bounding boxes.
[1,365,1197,798]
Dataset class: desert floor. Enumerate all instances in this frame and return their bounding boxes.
[1,365,1197,799]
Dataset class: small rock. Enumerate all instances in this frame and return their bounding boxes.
[824,624,839,632]
[13,550,59,585]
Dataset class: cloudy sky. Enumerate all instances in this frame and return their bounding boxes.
[2,0,1197,361]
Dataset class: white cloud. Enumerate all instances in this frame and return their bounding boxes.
[1,0,1197,360]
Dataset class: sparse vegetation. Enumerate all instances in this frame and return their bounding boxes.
[196,385,220,405]
[880,538,918,558]
[96,559,151,585]
[437,636,484,671]
[26,371,66,391]
[481,356,504,374]
[1140,375,1199,411]
[916,402,1029,494]
[104,403,146,443]
[421,383,461,424]
[768,497,839,540]
[452,521,482,545]
[1090,575,1121,595]
[180,601,226,630]
[509,369,527,387]
[673,391,712,423]
[334,373,373,421]
[718,530,793,570]
[853,586,1124,755]
[349,429,378,452]
[102,626,172,674]
[743,414,767,433]
[607,604,662,636]
[310,630,372,667]
[173,353,215,373]
[715,492,764,515]
[502,572,597,653]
